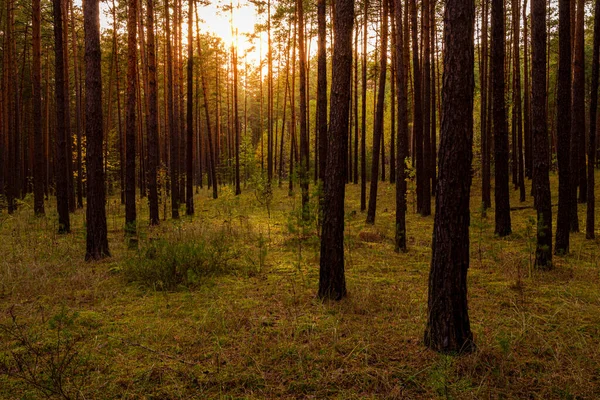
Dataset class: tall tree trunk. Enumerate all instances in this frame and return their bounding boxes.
[165,0,179,218]
[410,0,424,215]
[512,0,525,203]
[146,0,160,225]
[572,0,586,210]
[70,0,83,209]
[366,0,389,225]
[354,22,359,185]
[84,0,110,259]
[53,0,70,233]
[33,0,45,215]
[319,0,354,301]
[125,0,138,233]
[198,26,218,199]
[186,0,196,212]
[523,0,532,179]
[555,0,572,253]
[531,0,552,268]
[425,0,475,354]
[421,0,431,215]
[394,0,408,252]
[360,0,368,211]
[430,0,437,195]
[492,0,511,236]
[570,0,583,232]
[317,0,327,184]
[233,31,241,196]
[586,0,600,240]
[62,0,75,213]
[267,0,273,184]
[297,0,309,220]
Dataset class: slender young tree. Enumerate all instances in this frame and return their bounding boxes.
[319,0,354,301]
[297,0,309,219]
[70,0,84,209]
[360,0,368,211]
[146,0,160,225]
[165,0,179,218]
[33,0,45,215]
[531,0,552,268]
[187,0,196,211]
[125,0,138,234]
[53,0,71,233]
[410,0,424,215]
[85,0,110,260]
[512,0,525,202]
[492,0,511,237]
[425,0,475,354]
[574,0,586,204]
[366,0,389,225]
[571,0,585,220]
[317,0,327,184]
[480,0,491,210]
[555,0,571,254]
[587,0,600,240]
[394,0,409,252]
[421,0,432,215]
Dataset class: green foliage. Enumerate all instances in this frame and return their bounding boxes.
[122,229,242,290]
[0,307,91,400]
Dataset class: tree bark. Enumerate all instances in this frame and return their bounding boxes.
[394,0,408,252]
[125,0,138,233]
[165,0,179,218]
[360,0,368,211]
[531,0,552,268]
[570,0,584,232]
[187,0,196,211]
[555,0,571,254]
[84,0,110,260]
[410,0,424,215]
[146,0,160,225]
[492,0,511,236]
[421,0,431,215]
[319,0,354,301]
[53,0,71,233]
[33,0,45,215]
[366,0,389,225]
[425,0,475,354]
[297,0,310,220]
[586,0,599,240]
[317,0,327,185]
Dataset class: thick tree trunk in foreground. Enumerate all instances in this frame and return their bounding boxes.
[424,0,475,354]
[531,0,552,268]
[394,0,409,252]
[366,0,389,225]
[319,0,354,301]
[146,0,160,225]
[85,0,110,260]
[555,0,571,254]
[492,0,511,237]
[53,0,71,233]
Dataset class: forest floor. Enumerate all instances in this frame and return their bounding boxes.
[1,173,600,399]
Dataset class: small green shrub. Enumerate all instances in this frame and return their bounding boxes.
[123,230,241,290]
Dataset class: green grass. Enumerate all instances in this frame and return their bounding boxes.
[1,172,599,399]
